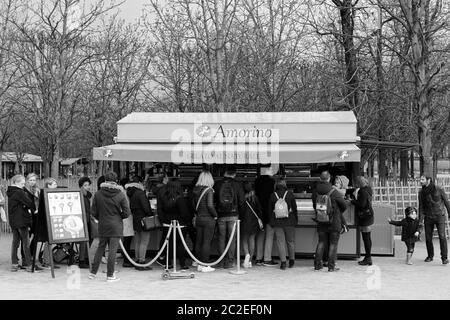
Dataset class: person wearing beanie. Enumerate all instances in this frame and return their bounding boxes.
[388,207,422,265]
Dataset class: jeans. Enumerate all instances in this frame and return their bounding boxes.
[91,237,120,277]
[217,216,238,264]
[255,229,266,260]
[135,230,151,262]
[195,217,216,262]
[315,231,340,269]
[263,224,275,262]
[273,226,295,262]
[242,233,256,258]
[11,227,32,266]
[405,241,415,253]
[424,218,448,259]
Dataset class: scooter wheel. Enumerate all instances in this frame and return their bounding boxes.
[190,273,195,279]
[162,273,169,280]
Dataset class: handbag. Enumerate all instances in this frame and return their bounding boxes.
[246,201,264,230]
[141,215,161,231]
[193,187,212,227]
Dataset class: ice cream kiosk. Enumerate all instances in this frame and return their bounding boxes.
[93,112,394,259]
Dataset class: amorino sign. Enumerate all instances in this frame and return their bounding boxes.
[115,112,358,144]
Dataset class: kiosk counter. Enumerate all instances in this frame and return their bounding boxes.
[93,111,394,259]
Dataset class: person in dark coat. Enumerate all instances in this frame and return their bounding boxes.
[388,207,423,265]
[157,178,190,269]
[125,176,153,270]
[192,170,217,272]
[351,176,374,266]
[267,178,298,270]
[312,171,347,272]
[89,171,131,282]
[78,177,93,269]
[8,175,39,272]
[254,166,275,266]
[30,177,58,270]
[241,181,263,268]
[418,175,450,264]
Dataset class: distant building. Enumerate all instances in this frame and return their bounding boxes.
[0,152,43,179]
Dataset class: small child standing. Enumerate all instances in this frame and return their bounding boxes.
[388,207,422,265]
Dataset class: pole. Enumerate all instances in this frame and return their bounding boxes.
[229,219,246,275]
[172,220,177,273]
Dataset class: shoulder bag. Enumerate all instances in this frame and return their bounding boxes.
[193,187,212,227]
[246,201,264,230]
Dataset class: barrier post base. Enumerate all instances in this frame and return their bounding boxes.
[229,270,247,275]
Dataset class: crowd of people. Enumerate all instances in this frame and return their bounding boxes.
[1,166,449,282]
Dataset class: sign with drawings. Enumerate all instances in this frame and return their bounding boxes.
[44,189,89,244]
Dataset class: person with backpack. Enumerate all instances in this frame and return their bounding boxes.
[192,170,217,272]
[312,171,347,272]
[351,176,374,266]
[267,178,298,270]
[241,181,264,268]
[214,166,245,269]
[254,165,276,266]
[157,178,190,270]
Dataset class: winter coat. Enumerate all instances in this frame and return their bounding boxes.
[91,182,131,238]
[7,186,35,229]
[389,217,423,243]
[24,186,40,233]
[193,186,218,220]
[34,191,50,242]
[126,182,153,232]
[240,192,263,235]
[419,184,450,223]
[351,186,374,227]
[312,181,347,233]
[157,190,191,226]
[81,190,93,238]
[254,175,275,225]
[213,177,245,217]
[268,188,298,228]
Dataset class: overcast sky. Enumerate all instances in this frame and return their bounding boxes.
[116,0,148,22]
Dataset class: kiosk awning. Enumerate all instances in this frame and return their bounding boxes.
[93,143,360,164]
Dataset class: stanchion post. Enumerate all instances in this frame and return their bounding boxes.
[173,220,177,273]
[229,219,246,275]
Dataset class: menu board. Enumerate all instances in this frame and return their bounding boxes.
[44,189,89,244]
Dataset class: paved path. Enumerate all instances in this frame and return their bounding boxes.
[0,233,449,300]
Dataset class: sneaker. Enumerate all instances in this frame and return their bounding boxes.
[88,273,96,280]
[289,259,295,268]
[107,275,120,283]
[201,265,215,273]
[197,265,203,272]
[442,258,449,265]
[424,256,433,262]
[243,254,251,268]
[40,264,51,270]
[280,262,287,270]
[263,260,278,267]
[328,267,340,272]
[192,261,198,267]
[11,264,19,272]
[314,266,323,271]
[255,259,264,266]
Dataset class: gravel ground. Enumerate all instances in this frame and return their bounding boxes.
[0,233,449,300]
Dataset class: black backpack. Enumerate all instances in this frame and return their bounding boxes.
[218,181,238,213]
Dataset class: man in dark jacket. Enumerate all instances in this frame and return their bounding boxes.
[312,171,347,272]
[78,177,93,269]
[419,176,450,264]
[7,175,40,272]
[254,166,275,266]
[89,171,131,282]
[214,166,245,268]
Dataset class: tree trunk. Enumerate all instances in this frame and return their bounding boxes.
[400,150,409,183]
[378,149,388,182]
[51,141,60,178]
[410,150,415,178]
[391,151,398,179]
[432,152,438,179]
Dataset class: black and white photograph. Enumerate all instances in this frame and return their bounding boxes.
[0,0,449,309]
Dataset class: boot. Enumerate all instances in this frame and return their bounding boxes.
[406,253,413,265]
[359,232,372,265]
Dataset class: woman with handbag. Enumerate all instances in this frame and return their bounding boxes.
[126,176,153,270]
[241,181,264,268]
[351,176,374,266]
[192,171,218,272]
